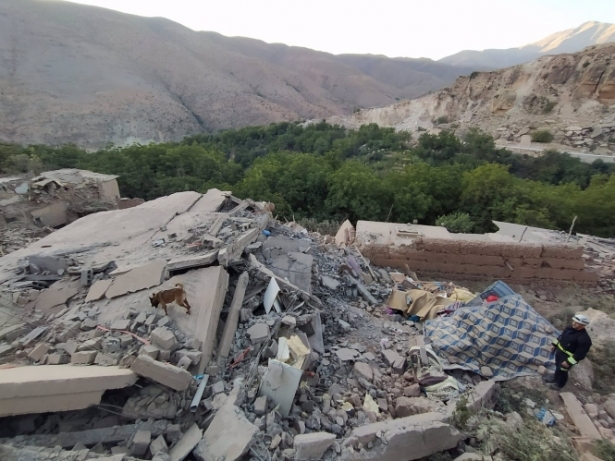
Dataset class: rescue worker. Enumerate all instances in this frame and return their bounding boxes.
[545,313,592,390]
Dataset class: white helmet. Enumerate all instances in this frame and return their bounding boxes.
[572,314,590,326]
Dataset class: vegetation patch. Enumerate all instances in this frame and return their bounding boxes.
[532,130,554,143]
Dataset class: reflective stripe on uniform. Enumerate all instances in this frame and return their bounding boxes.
[555,341,577,365]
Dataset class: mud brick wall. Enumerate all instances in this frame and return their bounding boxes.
[360,238,598,283]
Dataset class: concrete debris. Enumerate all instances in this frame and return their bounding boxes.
[1,186,610,460]
[560,392,602,440]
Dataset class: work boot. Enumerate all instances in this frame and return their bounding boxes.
[543,374,556,384]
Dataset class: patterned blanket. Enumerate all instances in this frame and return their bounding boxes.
[424,291,559,381]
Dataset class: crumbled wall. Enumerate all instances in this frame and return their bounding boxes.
[360,237,597,283]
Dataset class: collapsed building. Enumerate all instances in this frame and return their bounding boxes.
[0,188,614,461]
[1,169,143,254]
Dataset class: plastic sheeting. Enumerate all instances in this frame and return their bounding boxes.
[425,283,559,381]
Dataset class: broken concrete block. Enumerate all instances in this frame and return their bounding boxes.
[94,353,117,366]
[130,430,151,456]
[382,349,405,373]
[342,412,460,461]
[335,220,355,246]
[175,349,202,365]
[211,381,225,395]
[177,356,192,370]
[63,340,80,356]
[168,423,201,461]
[254,396,268,416]
[336,348,360,361]
[28,343,50,361]
[140,344,160,359]
[480,366,493,378]
[0,345,15,358]
[151,327,178,350]
[294,432,336,460]
[105,260,166,299]
[131,355,193,391]
[47,353,70,365]
[85,279,113,302]
[466,380,497,412]
[71,351,97,365]
[150,435,169,455]
[259,360,302,416]
[321,276,341,291]
[81,318,98,330]
[193,402,258,461]
[246,323,270,344]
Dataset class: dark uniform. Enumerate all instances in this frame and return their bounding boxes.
[551,327,592,389]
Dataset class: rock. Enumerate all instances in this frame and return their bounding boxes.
[354,362,373,381]
[505,412,524,431]
[604,399,615,420]
[150,435,169,455]
[584,403,599,417]
[403,384,421,397]
[321,276,341,291]
[294,432,336,460]
[570,359,594,390]
[28,343,50,361]
[71,351,97,365]
[395,397,416,418]
[246,323,270,344]
[480,366,493,378]
[382,349,405,373]
[140,344,160,359]
[336,348,360,361]
[211,381,225,395]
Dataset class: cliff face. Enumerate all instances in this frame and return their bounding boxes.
[334,44,615,152]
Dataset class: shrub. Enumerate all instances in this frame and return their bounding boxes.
[531,130,554,143]
[436,212,475,233]
[543,99,556,114]
[435,116,449,125]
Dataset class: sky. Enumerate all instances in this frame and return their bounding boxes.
[66,0,615,59]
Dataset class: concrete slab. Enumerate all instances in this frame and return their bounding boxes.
[105,260,167,299]
[335,220,355,246]
[168,423,202,461]
[259,359,302,416]
[131,355,192,391]
[270,252,314,294]
[193,401,258,461]
[189,188,230,212]
[85,279,113,302]
[560,392,602,440]
[0,365,137,417]
[32,281,80,313]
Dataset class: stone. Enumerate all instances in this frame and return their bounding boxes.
[560,392,601,440]
[480,366,493,378]
[281,316,296,327]
[110,319,131,331]
[47,353,70,365]
[604,399,615,420]
[254,396,268,416]
[336,348,360,361]
[465,380,497,412]
[150,327,178,350]
[176,356,192,369]
[505,411,524,431]
[246,323,270,344]
[140,344,160,359]
[130,430,151,456]
[211,381,225,395]
[131,355,193,391]
[404,384,421,397]
[28,343,50,361]
[71,351,97,365]
[294,432,336,460]
[395,397,416,418]
[175,349,202,365]
[584,403,599,417]
[382,349,405,373]
[321,276,341,291]
[354,362,373,381]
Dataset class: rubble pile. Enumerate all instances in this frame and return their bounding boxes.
[0,187,613,461]
[559,123,615,150]
[1,169,141,255]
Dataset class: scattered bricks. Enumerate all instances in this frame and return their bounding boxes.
[47,353,70,365]
[102,337,121,353]
[294,432,336,461]
[175,349,202,365]
[353,362,373,381]
[382,349,405,373]
[151,327,178,350]
[94,353,117,366]
[110,319,131,331]
[28,343,50,361]
[131,355,193,391]
[71,351,97,365]
[246,323,270,344]
[135,312,147,324]
[78,338,102,351]
[145,315,157,326]
[119,334,134,347]
[140,345,160,360]
[157,316,171,327]
[130,430,152,457]
[150,435,169,456]
[254,396,268,416]
[159,349,172,362]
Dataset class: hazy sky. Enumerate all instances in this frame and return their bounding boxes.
[66,0,615,59]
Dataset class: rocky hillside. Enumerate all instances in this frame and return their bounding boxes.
[334,44,615,153]
[0,0,476,149]
[440,21,615,70]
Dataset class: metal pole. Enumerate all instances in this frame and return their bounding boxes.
[190,374,209,413]
[566,216,578,244]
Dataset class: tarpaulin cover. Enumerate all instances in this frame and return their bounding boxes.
[424,289,559,381]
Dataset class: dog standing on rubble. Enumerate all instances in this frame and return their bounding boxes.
[149,283,192,316]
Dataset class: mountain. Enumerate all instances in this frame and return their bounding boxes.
[0,0,476,149]
[439,21,615,70]
[333,44,615,153]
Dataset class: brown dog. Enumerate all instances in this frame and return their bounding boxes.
[149,283,191,316]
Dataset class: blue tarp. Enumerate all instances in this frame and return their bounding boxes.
[424,282,559,381]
